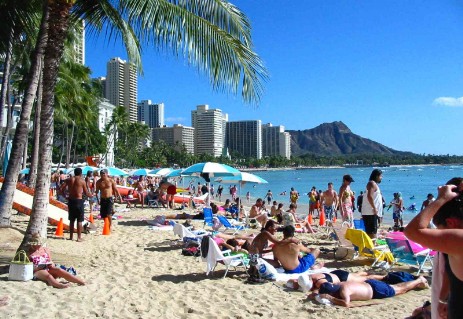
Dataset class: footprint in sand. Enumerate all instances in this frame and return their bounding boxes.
[0,296,10,307]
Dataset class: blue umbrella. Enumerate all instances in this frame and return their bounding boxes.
[149,167,174,177]
[131,168,153,176]
[100,167,128,176]
[164,169,184,178]
[66,166,98,175]
[215,172,268,184]
[2,140,12,176]
[19,168,30,175]
[182,162,241,206]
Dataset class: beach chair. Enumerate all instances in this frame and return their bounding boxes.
[173,222,208,242]
[385,237,433,275]
[344,228,394,267]
[353,219,366,232]
[201,236,248,278]
[203,207,214,227]
[148,199,159,208]
[216,215,246,235]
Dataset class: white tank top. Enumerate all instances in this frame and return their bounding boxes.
[362,187,383,217]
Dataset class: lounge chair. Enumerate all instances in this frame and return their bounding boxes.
[172,222,208,242]
[203,207,214,227]
[344,228,394,267]
[385,237,433,275]
[353,219,366,231]
[201,236,248,278]
[216,215,246,235]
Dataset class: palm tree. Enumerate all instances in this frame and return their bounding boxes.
[8,0,267,248]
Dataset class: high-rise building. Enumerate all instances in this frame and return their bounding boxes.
[191,105,227,157]
[137,100,164,128]
[105,57,137,123]
[262,123,291,159]
[98,99,115,166]
[152,124,195,154]
[74,20,85,65]
[226,120,262,159]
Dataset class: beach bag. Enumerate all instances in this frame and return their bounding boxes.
[256,258,278,280]
[9,250,34,281]
[182,246,200,257]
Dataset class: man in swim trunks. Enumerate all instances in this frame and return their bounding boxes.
[272,225,320,273]
[339,175,355,224]
[321,182,338,221]
[95,169,121,231]
[61,167,93,242]
[310,274,428,307]
[289,187,299,205]
[308,187,317,217]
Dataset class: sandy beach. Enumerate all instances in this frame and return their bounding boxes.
[0,203,431,319]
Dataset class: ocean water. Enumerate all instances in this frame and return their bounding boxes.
[218,165,463,225]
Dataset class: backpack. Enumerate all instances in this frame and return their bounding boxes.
[181,246,200,257]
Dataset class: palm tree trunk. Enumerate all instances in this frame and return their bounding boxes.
[0,28,13,142]
[28,70,44,189]
[19,0,73,247]
[0,2,49,227]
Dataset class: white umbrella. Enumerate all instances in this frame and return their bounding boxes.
[149,167,174,177]
[182,162,241,206]
[131,168,153,176]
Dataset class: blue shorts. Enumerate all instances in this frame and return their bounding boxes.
[284,254,315,274]
[392,211,402,221]
[383,271,415,285]
[365,279,395,299]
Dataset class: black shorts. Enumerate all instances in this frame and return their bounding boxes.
[100,197,114,218]
[331,269,349,282]
[68,199,85,222]
[362,215,378,235]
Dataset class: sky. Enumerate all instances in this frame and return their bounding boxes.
[85,0,463,156]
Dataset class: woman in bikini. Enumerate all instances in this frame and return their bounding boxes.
[134,176,147,208]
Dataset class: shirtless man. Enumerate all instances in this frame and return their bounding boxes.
[272,225,320,273]
[310,275,428,307]
[95,169,121,230]
[338,175,355,223]
[249,198,268,227]
[270,201,279,217]
[420,193,434,212]
[321,182,338,221]
[61,168,92,242]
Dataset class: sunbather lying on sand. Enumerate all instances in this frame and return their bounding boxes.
[308,274,429,307]
[272,225,321,273]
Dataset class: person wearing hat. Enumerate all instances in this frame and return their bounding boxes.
[95,169,122,231]
[339,175,355,224]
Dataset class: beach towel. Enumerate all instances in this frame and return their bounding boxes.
[345,228,394,264]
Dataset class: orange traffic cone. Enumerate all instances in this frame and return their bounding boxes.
[319,210,326,226]
[102,217,111,235]
[89,214,94,223]
[308,214,313,225]
[55,218,64,237]
[333,216,337,223]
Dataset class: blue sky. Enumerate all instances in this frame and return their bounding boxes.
[85,0,463,156]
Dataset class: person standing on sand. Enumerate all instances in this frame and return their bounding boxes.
[95,169,121,231]
[290,187,299,205]
[321,183,338,221]
[339,175,355,224]
[61,167,93,242]
[308,187,317,217]
[361,169,383,239]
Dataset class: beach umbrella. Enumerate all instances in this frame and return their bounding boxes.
[164,169,184,178]
[215,172,268,210]
[19,168,30,175]
[100,167,128,176]
[66,166,98,175]
[2,140,12,176]
[182,162,241,206]
[149,167,174,177]
[215,172,268,184]
[131,168,153,176]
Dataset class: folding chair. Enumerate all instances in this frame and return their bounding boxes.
[203,207,214,227]
[353,219,366,231]
[216,215,246,235]
[148,199,159,208]
[385,237,433,275]
[201,236,248,278]
[345,228,394,267]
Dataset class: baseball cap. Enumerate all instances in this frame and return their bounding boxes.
[100,169,108,175]
[343,174,354,182]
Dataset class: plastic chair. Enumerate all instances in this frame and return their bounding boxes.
[201,236,248,278]
[203,207,214,227]
[353,219,366,232]
[216,215,246,234]
[385,237,433,275]
[345,228,394,267]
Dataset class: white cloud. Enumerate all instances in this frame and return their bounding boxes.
[165,117,187,123]
[433,97,463,107]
